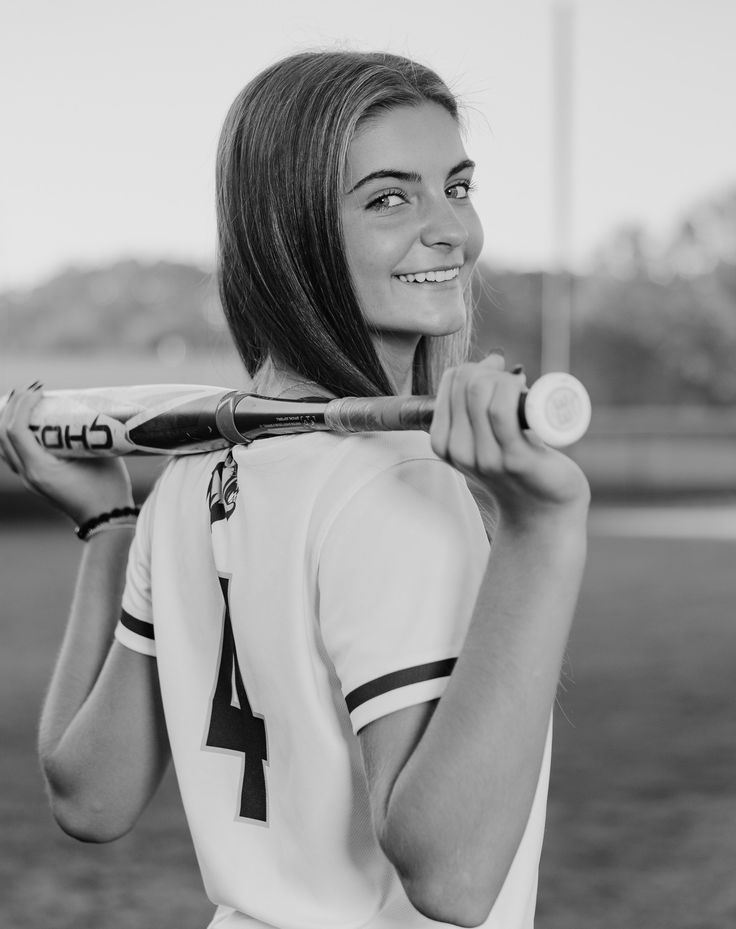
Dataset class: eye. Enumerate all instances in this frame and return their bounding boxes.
[366,189,407,212]
[446,180,475,200]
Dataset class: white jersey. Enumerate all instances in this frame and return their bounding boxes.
[116,430,552,929]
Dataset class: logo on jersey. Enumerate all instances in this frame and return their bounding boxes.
[208,452,239,525]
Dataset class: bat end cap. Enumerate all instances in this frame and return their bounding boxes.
[523,372,591,447]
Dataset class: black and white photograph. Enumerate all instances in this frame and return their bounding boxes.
[2,1,736,927]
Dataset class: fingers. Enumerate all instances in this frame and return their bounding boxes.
[431,353,530,476]
[465,375,501,471]
[429,367,453,460]
[486,373,527,457]
[448,367,482,469]
[431,351,505,460]
[0,390,20,473]
[0,383,48,487]
[511,363,528,387]
[449,366,502,472]
[0,384,136,525]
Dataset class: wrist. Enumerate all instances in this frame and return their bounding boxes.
[70,496,136,528]
[75,506,140,542]
[496,495,589,538]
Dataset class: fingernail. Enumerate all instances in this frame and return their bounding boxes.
[27,381,39,390]
[512,364,525,376]
[33,382,44,391]
[488,347,505,358]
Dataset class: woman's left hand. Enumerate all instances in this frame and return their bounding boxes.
[0,384,134,526]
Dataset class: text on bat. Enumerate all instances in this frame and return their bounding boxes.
[30,418,114,451]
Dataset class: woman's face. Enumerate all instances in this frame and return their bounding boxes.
[341,102,484,370]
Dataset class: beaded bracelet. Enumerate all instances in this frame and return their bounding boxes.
[75,506,141,542]
[82,520,139,542]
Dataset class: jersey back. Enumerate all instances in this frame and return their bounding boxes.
[116,431,551,929]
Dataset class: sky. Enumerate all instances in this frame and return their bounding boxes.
[1,0,735,289]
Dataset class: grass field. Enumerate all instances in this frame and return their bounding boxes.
[2,518,736,928]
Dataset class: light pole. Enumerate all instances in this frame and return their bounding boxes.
[541,0,575,374]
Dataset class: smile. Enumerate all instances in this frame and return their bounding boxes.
[395,267,460,284]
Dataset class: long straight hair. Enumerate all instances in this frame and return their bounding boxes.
[216,51,473,397]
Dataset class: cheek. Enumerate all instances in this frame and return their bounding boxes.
[351,240,396,293]
[465,208,485,264]
[343,242,389,324]
[344,221,384,288]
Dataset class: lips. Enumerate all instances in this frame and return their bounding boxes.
[395,267,460,284]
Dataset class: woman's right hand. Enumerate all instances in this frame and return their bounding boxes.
[430,353,590,530]
[0,383,134,527]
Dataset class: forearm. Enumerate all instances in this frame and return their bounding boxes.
[38,526,135,761]
[381,512,587,915]
[38,526,169,841]
[1,389,166,839]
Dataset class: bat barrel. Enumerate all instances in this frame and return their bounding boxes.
[0,385,232,458]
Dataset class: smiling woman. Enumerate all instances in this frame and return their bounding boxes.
[0,49,589,929]
[216,51,480,399]
[341,103,483,391]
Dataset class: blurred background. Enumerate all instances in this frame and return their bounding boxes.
[2,1,736,927]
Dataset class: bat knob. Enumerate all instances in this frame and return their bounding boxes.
[519,372,591,447]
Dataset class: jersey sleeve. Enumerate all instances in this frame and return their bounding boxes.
[317,457,489,734]
[114,487,158,657]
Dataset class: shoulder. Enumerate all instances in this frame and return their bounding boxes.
[147,450,229,496]
[312,431,484,552]
[327,429,450,484]
[314,430,461,507]
[135,451,228,530]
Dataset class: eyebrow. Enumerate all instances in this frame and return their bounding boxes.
[347,159,476,194]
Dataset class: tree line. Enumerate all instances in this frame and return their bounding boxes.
[2,186,735,407]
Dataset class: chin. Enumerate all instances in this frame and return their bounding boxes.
[368,293,468,342]
[419,304,468,337]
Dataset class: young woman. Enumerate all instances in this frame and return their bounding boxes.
[0,51,589,928]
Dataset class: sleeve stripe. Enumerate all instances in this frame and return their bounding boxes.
[120,609,155,640]
[345,658,457,713]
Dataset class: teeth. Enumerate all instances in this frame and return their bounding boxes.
[397,267,460,284]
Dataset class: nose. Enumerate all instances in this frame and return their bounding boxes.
[419,195,469,250]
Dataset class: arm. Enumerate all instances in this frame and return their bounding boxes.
[39,530,170,842]
[0,385,170,842]
[360,515,584,926]
[358,356,589,927]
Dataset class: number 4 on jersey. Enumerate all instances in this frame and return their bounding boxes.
[206,576,268,823]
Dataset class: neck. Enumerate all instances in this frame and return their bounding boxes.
[371,333,420,396]
[251,357,334,400]
[251,339,418,402]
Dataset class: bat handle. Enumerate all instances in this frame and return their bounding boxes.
[325,396,529,434]
[325,372,591,448]
[324,395,435,432]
